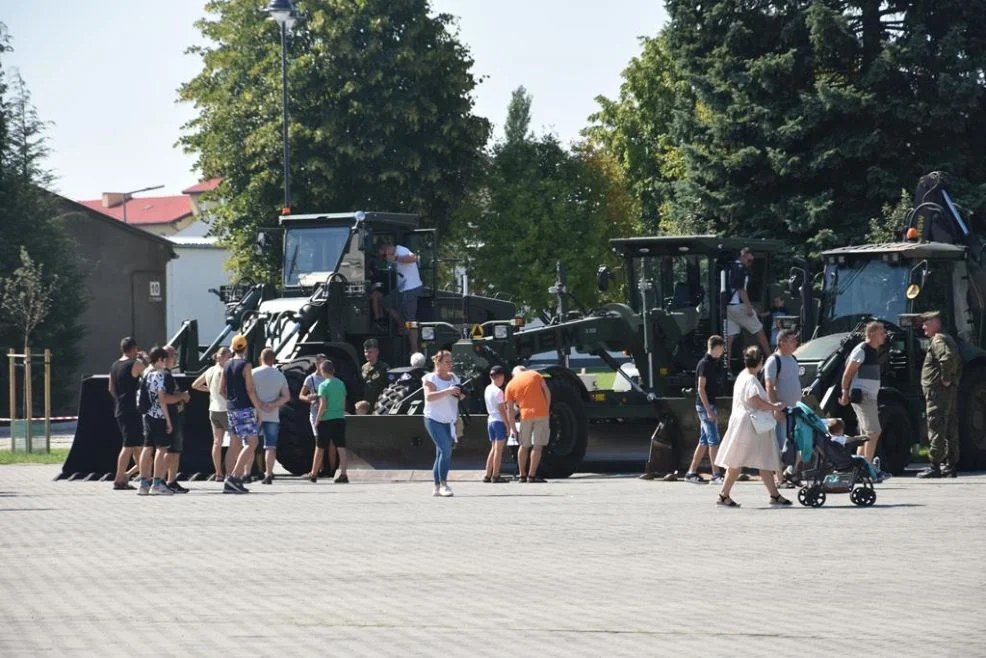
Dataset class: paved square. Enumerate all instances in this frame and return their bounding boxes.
[0,466,983,656]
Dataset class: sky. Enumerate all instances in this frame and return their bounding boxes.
[4,0,667,201]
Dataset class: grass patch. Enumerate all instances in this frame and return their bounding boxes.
[0,449,69,465]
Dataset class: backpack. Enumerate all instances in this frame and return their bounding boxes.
[137,371,152,414]
[766,353,797,378]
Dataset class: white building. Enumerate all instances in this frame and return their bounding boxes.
[166,236,231,341]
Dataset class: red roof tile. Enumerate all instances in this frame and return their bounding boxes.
[78,196,193,226]
[181,178,222,194]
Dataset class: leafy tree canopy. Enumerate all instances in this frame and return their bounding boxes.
[179,0,491,281]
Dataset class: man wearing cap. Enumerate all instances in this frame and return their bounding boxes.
[219,335,266,494]
[483,365,510,483]
[361,339,390,409]
[918,311,962,478]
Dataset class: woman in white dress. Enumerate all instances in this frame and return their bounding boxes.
[714,346,792,507]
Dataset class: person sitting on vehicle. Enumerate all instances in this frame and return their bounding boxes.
[768,295,789,348]
[361,338,390,409]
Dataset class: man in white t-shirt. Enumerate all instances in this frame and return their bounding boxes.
[379,242,425,353]
[252,348,290,485]
[483,365,510,483]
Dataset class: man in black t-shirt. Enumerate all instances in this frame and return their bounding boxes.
[109,337,146,490]
[163,346,191,493]
[685,335,727,483]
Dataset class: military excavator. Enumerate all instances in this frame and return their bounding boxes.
[794,172,986,473]
[59,211,515,480]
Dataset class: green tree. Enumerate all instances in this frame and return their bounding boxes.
[503,85,532,144]
[0,24,84,411]
[660,0,986,252]
[1,247,56,351]
[586,32,692,233]
[464,92,638,313]
[179,0,491,281]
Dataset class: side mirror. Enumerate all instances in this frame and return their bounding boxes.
[596,266,611,292]
[906,260,928,300]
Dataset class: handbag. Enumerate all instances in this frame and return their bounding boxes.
[750,409,776,435]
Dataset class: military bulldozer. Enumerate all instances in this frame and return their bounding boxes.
[794,172,986,474]
[367,236,787,478]
[60,211,515,480]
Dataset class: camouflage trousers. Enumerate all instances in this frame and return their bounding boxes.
[926,387,959,467]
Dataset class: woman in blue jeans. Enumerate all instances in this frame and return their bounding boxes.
[422,350,462,497]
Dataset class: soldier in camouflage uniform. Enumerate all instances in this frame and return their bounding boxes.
[360,339,390,410]
[918,311,962,478]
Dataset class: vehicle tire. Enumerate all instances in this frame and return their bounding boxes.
[373,369,427,415]
[538,378,588,479]
[877,398,913,476]
[958,367,986,470]
[275,357,318,476]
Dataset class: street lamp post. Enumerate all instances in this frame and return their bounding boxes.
[265,0,298,214]
[114,184,164,224]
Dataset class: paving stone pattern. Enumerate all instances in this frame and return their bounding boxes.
[0,466,983,656]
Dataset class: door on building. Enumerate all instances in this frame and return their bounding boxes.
[131,271,166,348]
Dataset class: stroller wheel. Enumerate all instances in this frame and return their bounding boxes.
[797,486,812,507]
[809,486,826,508]
[850,487,876,507]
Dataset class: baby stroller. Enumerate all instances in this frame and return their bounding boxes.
[789,402,878,508]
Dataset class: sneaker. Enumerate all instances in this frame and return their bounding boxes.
[222,478,240,494]
[710,474,724,485]
[684,472,705,484]
[432,488,441,497]
[917,465,942,479]
[334,473,349,484]
[113,481,136,491]
[150,481,174,496]
[875,470,892,483]
[942,464,958,478]
[137,481,151,496]
[166,481,189,494]
[438,485,454,497]
[262,476,274,485]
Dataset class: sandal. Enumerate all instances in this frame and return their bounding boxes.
[492,475,510,483]
[770,494,792,506]
[482,475,492,483]
[717,493,740,507]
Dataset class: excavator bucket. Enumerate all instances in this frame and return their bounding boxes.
[60,374,216,480]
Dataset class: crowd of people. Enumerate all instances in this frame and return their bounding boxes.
[105,239,961,500]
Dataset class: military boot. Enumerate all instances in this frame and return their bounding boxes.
[941,463,959,478]
[917,464,942,479]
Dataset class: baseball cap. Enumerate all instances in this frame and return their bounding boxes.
[363,338,379,350]
[489,365,506,376]
[231,335,248,352]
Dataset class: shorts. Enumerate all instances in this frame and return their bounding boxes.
[261,421,280,449]
[142,416,172,449]
[210,410,229,432]
[487,420,507,442]
[227,408,260,439]
[852,394,881,436]
[519,416,550,448]
[167,417,184,454]
[116,413,143,448]
[316,418,347,449]
[387,285,425,321]
[726,304,763,336]
[695,404,721,446]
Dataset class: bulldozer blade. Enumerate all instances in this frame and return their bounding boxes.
[343,415,493,470]
[61,375,217,480]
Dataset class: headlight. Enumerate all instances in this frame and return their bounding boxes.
[421,326,436,342]
[493,325,509,339]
